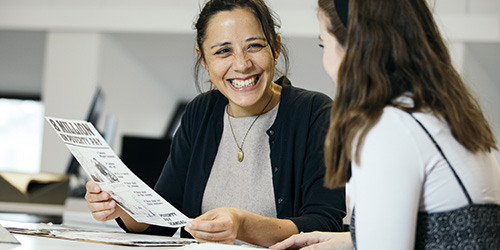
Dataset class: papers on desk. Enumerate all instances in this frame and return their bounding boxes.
[183,242,263,249]
[48,231,196,247]
[46,117,190,228]
[0,223,20,245]
[3,221,196,247]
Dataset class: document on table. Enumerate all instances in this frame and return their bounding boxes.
[4,221,197,247]
[46,116,190,228]
[48,231,196,247]
[183,242,263,249]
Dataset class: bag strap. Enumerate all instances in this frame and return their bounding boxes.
[408,113,473,205]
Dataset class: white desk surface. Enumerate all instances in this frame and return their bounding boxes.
[0,198,263,250]
[0,234,264,250]
[0,233,186,250]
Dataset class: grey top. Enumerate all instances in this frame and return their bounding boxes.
[202,103,280,219]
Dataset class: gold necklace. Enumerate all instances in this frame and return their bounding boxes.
[227,92,274,162]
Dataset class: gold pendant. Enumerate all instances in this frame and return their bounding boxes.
[238,150,244,162]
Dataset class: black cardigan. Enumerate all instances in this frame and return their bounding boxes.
[118,77,346,238]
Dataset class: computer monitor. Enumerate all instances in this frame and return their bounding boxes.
[66,87,105,178]
[164,101,188,140]
[120,101,187,189]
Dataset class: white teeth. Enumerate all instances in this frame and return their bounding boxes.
[230,76,257,88]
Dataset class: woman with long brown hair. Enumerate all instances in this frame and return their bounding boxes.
[271,0,500,249]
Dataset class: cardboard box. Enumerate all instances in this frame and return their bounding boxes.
[0,171,69,205]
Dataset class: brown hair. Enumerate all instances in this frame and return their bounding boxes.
[322,0,498,188]
[193,0,289,92]
[318,0,347,47]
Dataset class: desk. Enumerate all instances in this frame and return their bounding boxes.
[0,199,261,250]
[0,198,121,231]
[0,233,186,250]
[0,201,64,224]
[0,202,64,216]
[0,233,264,250]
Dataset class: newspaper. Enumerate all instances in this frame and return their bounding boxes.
[45,117,190,228]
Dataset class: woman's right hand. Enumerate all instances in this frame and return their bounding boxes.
[84,181,124,221]
[84,181,149,232]
[269,231,353,250]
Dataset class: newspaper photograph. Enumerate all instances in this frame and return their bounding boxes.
[45,116,190,228]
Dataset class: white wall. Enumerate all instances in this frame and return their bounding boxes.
[99,33,194,148]
[462,43,500,152]
[41,32,101,173]
[0,0,499,174]
[0,30,45,94]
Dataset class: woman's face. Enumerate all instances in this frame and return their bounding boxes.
[197,8,279,116]
[318,10,345,86]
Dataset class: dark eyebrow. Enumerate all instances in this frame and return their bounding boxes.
[209,37,267,49]
[210,42,231,49]
[246,37,267,43]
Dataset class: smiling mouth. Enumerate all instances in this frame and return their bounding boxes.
[229,75,260,88]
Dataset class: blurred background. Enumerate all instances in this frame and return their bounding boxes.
[0,0,499,177]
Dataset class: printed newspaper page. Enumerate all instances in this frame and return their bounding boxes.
[45,116,190,228]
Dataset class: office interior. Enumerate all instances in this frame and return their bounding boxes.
[0,0,499,237]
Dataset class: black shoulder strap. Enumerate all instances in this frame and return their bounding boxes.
[408,113,473,204]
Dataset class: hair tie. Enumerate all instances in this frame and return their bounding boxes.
[334,0,349,27]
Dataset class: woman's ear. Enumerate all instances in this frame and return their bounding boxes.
[195,45,208,71]
[275,34,282,59]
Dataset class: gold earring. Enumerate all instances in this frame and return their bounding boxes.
[274,58,278,65]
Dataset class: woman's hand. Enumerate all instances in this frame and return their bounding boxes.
[269,231,353,250]
[84,180,124,221]
[184,207,242,245]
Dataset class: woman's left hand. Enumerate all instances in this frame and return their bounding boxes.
[184,207,242,245]
[269,231,353,250]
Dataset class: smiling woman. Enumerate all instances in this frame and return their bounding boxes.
[195,8,280,117]
[84,0,346,247]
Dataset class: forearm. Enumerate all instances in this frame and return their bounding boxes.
[237,210,298,247]
[116,208,150,233]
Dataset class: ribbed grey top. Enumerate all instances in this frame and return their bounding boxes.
[202,103,280,219]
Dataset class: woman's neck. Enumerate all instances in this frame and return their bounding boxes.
[228,83,282,117]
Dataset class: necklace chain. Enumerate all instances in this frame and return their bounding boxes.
[227,92,274,162]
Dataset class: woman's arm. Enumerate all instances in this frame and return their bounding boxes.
[287,94,346,233]
[269,231,353,250]
[352,110,423,250]
[185,207,298,247]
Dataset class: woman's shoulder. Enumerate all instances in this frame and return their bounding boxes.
[286,84,332,102]
[180,90,227,126]
[374,106,415,133]
[378,106,445,134]
[185,90,226,112]
[361,107,421,150]
[366,107,442,154]
[188,90,225,106]
[282,84,332,113]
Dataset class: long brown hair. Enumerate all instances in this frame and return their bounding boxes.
[322,0,498,188]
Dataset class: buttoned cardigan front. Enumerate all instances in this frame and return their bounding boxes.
[118,77,346,238]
